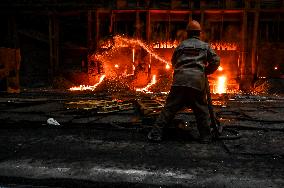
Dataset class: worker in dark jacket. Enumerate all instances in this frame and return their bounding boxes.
[148,20,220,143]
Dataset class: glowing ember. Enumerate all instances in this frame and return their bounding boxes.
[216,76,227,94]
[69,75,106,91]
[136,75,157,93]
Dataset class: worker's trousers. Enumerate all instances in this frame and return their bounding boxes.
[155,86,211,138]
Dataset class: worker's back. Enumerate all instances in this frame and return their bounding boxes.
[171,37,219,91]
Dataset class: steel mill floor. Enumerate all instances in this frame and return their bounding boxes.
[0,90,283,187]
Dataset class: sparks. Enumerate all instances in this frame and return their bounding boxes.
[113,35,170,66]
[70,75,106,91]
[135,75,157,93]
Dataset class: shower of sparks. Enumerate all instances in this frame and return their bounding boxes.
[135,75,157,93]
[113,35,170,66]
[70,75,106,91]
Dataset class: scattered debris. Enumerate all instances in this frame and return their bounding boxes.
[254,78,284,94]
[65,99,134,114]
[47,118,61,126]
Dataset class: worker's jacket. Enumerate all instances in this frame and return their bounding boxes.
[171,36,220,91]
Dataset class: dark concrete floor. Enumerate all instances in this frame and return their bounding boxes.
[0,91,283,187]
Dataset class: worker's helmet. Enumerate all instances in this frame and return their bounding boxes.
[186,20,202,31]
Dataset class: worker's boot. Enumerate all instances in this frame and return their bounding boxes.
[147,126,163,142]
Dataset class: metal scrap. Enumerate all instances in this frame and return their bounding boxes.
[136,99,164,116]
[65,99,134,114]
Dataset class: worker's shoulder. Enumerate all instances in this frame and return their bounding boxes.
[180,38,209,49]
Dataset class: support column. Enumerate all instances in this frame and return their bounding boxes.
[109,10,114,34]
[251,2,260,79]
[146,11,151,42]
[87,10,94,51]
[49,14,59,81]
[200,10,204,28]
[95,10,100,50]
[8,15,19,48]
[135,11,141,39]
[240,10,250,91]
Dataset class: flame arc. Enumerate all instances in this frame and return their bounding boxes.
[98,35,171,66]
[69,75,106,91]
[135,75,157,93]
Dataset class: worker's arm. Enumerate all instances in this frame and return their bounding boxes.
[171,48,179,68]
[205,46,220,75]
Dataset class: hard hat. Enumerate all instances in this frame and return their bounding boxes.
[186,20,202,31]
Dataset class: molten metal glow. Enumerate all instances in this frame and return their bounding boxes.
[166,64,170,69]
[113,35,170,65]
[132,48,135,63]
[216,76,227,94]
[153,41,179,49]
[135,75,157,93]
[210,42,238,51]
[69,75,106,91]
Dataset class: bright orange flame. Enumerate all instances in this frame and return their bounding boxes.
[114,64,119,68]
[153,40,179,49]
[132,48,135,63]
[135,75,157,93]
[216,76,227,94]
[218,66,223,71]
[210,42,238,51]
[165,64,170,69]
[89,35,171,80]
[70,75,106,91]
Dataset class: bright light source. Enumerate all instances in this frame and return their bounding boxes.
[70,75,106,91]
[132,48,135,63]
[165,64,170,69]
[274,66,278,70]
[216,76,227,94]
[115,64,119,68]
[218,66,223,71]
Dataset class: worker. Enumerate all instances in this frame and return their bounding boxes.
[147,20,220,143]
